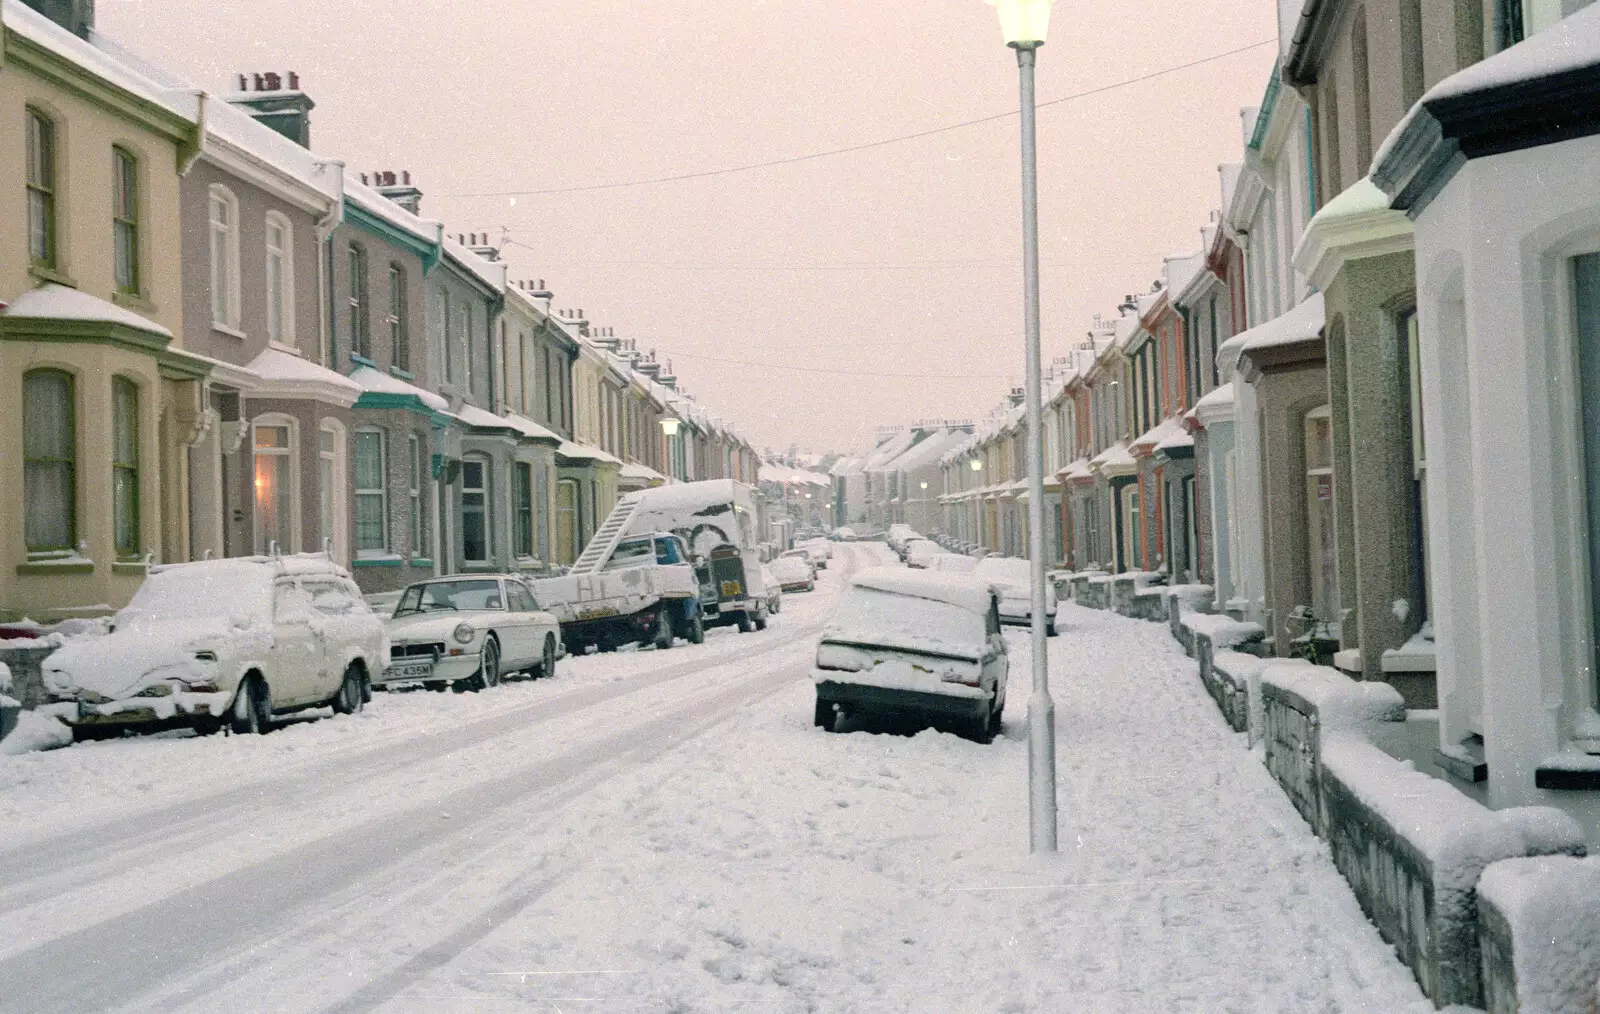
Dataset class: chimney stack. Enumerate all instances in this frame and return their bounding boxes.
[228,69,314,148]
[372,169,423,214]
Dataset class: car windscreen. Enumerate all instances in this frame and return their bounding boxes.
[395,580,504,615]
[825,586,987,659]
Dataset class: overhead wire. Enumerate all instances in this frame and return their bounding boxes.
[444,38,1276,200]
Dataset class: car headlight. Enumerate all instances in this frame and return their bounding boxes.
[452,622,475,645]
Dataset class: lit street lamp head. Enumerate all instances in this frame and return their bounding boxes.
[986,0,1054,47]
[970,459,984,471]
[659,417,681,437]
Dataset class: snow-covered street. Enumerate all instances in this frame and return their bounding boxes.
[0,543,1429,1012]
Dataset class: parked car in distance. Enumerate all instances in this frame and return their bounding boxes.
[886,524,919,556]
[779,548,818,580]
[761,565,784,614]
[813,568,1007,742]
[383,576,562,691]
[972,556,1058,636]
[769,555,817,592]
[799,538,833,569]
[930,553,978,574]
[904,539,942,569]
[42,554,386,737]
[831,526,858,541]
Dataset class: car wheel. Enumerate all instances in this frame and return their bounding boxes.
[654,609,675,651]
[229,675,270,735]
[1046,620,1058,638]
[754,606,768,632]
[687,611,706,645]
[539,635,558,679]
[968,711,995,744]
[736,610,754,634]
[332,664,365,715]
[468,637,502,692]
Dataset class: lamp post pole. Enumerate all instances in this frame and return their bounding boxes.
[1014,38,1058,855]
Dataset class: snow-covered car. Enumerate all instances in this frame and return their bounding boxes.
[42,555,386,736]
[383,576,562,690]
[760,565,784,614]
[813,568,1007,742]
[886,524,919,555]
[831,526,858,541]
[904,539,942,569]
[778,548,818,580]
[769,555,817,592]
[799,538,833,569]
[972,557,1058,636]
[930,553,978,574]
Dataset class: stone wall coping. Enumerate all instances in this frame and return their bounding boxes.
[1213,649,1266,680]
[1260,660,1405,736]
[1477,855,1600,1013]
[1182,612,1265,648]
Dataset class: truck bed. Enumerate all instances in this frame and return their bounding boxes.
[531,564,699,625]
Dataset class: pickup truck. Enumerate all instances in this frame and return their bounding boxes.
[532,480,771,651]
[531,531,704,653]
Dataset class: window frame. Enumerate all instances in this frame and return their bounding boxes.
[388,263,408,371]
[353,428,388,556]
[23,368,76,554]
[407,432,423,557]
[209,185,242,331]
[348,243,370,360]
[461,454,491,564]
[112,376,140,559]
[265,211,295,348]
[515,461,534,559]
[112,147,140,294]
[26,107,57,270]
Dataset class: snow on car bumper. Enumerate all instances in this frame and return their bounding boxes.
[814,678,991,723]
[60,690,234,726]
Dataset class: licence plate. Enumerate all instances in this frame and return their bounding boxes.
[385,660,434,680]
[720,580,743,597]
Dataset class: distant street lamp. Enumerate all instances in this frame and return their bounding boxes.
[659,417,681,436]
[970,459,984,472]
[985,0,1058,855]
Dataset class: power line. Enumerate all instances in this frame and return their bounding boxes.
[445,39,1275,200]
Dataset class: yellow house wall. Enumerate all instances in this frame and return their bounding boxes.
[0,54,186,330]
[0,341,169,619]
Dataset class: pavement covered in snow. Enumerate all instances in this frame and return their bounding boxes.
[0,544,1430,1012]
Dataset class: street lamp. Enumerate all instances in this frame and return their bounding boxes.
[970,459,984,471]
[986,0,1058,854]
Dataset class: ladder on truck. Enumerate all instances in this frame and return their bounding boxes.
[568,493,643,575]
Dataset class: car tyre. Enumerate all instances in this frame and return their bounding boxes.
[229,675,270,735]
[654,609,675,650]
[687,611,706,645]
[466,636,501,692]
[1046,619,1058,638]
[332,664,365,715]
[538,635,558,679]
[754,605,768,632]
[736,610,754,634]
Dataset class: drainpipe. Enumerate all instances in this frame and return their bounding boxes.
[313,161,346,371]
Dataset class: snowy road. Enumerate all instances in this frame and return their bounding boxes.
[0,545,1431,1012]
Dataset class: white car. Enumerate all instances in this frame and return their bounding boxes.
[904,539,942,569]
[799,538,834,569]
[769,555,817,592]
[813,568,1007,742]
[930,553,978,574]
[973,557,1059,636]
[383,576,562,691]
[42,555,386,736]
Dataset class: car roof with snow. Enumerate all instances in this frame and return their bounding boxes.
[847,567,996,615]
[147,553,349,582]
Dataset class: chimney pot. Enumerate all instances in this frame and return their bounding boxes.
[360,173,368,185]
[253,72,265,90]
[403,170,411,185]
[289,71,300,91]
[238,74,248,91]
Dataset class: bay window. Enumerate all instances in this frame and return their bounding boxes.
[253,418,295,554]
[23,369,74,553]
[462,456,489,563]
[112,378,139,558]
[354,429,387,554]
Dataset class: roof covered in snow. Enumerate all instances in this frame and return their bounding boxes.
[246,348,360,403]
[348,365,448,412]
[1238,291,1325,354]
[556,440,622,466]
[3,283,173,337]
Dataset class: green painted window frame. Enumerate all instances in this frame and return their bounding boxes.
[389,263,408,371]
[113,148,139,294]
[23,369,76,553]
[112,376,140,558]
[514,462,534,558]
[354,428,387,554]
[348,243,370,361]
[26,108,57,269]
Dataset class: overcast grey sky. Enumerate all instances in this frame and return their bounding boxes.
[103,0,1278,455]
